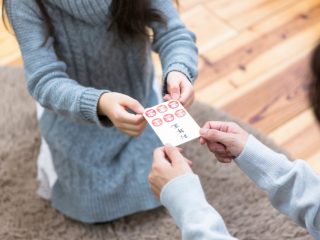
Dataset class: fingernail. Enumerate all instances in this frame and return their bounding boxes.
[200,128,208,135]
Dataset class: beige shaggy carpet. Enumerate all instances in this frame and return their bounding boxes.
[0,67,311,240]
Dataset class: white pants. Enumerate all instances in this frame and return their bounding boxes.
[36,78,162,200]
[36,103,57,200]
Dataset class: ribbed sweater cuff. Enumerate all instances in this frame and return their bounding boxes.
[160,173,207,227]
[164,63,194,83]
[162,63,194,95]
[79,88,111,127]
[235,135,293,188]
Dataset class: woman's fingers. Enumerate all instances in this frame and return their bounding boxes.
[150,185,160,199]
[215,153,234,163]
[200,128,232,146]
[199,136,207,145]
[201,121,211,130]
[153,147,166,163]
[208,142,227,153]
[164,145,186,166]
[201,121,231,133]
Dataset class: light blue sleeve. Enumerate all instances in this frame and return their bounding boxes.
[6,0,109,126]
[150,0,198,84]
[235,135,320,239]
[160,173,237,240]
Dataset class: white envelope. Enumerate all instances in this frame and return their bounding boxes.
[143,100,200,146]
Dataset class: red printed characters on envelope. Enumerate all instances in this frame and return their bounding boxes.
[175,109,186,118]
[145,109,156,118]
[168,100,179,109]
[152,118,163,127]
[143,100,200,146]
[163,114,174,122]
[157,104,168,113]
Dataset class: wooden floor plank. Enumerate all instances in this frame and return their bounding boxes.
[197,5,320,96]
[206,0,269,21]
[221,54,311,133]
[208,0,301,30]
[213,46,313,108]
[0,40,21,65]
[195,4,320,90]
[250,0,320,33]
[195,78,236,104]
[194,30,258,91]
[281,121,320,160]
[8,57,23,66]
[269,109,316,146]
[197,0,320,67]
[179,0,206,12]
[308,151,320,174]
[182,4,237,54]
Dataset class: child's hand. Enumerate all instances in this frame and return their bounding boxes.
[199,121,249,163]
[164,71,194,108]
[98,92,147,137]
[148,145,192,199]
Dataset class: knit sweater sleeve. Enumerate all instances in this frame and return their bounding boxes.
[150,0,198,86]
[235,135,320,238]
[6,0,110,127]
[160,173,237,240]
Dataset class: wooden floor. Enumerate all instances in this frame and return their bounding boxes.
[1,0,320,172]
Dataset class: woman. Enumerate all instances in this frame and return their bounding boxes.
[3,0,198,223]
[148,45,320,239]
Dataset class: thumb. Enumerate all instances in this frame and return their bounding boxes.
[164,144,186,167]
[153,147,170,165]
[121,95,144,114]
[167,80,181,100]
[199,128,232,145]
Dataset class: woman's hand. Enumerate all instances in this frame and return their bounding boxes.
[98,92,147,137]
[199,121,249,163]
[148,145,192,199]
[164,71,194,108]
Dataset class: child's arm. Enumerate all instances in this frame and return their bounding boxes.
[6,0,148,135]
[6,0,108,126]
[150,0,198,106]
[200,122,320,238]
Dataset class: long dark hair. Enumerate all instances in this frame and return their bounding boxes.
[2,0,178,40]
[310,44,320,123]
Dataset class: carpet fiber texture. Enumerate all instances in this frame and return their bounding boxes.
[0,67,311,240]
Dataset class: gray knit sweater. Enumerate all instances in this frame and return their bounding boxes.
[6,0,198,222]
